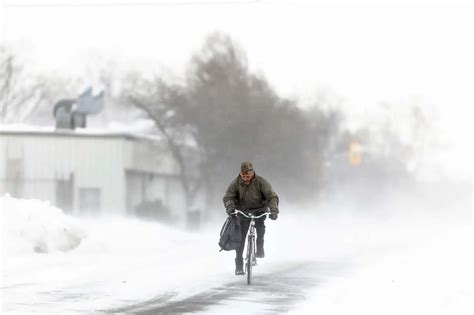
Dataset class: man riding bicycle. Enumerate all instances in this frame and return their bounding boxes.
[223,161,279,275]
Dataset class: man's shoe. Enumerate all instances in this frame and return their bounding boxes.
[235,258,244,275]
[255,251,265,258]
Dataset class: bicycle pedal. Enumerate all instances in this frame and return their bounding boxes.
[245,260,256,266]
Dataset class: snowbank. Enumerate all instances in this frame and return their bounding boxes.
[1,195,85,254]
[1,195,232,313]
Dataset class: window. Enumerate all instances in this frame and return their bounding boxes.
[79,188,101,214]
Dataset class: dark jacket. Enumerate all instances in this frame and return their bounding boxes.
[223,173,279,213]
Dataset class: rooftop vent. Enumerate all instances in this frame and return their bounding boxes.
[53,87,104,130]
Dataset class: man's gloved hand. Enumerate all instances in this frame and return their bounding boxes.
[226,207,236,215]
[269,208,279,220]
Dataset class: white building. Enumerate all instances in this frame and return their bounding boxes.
[0,127,198,223]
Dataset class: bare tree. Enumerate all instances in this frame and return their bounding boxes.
[184,33,333,204]
[123,74,201,213]
[123,33,348,209]
[0,46,46,123]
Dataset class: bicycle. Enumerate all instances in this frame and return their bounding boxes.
[233,209,271,285]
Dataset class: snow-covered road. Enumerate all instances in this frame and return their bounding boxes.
[108,260,347,314]
[1,190,471,314]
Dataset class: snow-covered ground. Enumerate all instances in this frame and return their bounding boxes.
[1,185,472,314]
[288,204,472,314]
[1,195,236,313]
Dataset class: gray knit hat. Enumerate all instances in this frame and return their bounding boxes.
[241,161,254,173]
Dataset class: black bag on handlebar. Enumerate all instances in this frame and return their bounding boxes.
[218,216,242,251]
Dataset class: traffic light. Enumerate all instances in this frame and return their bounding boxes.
[348,141,362,166]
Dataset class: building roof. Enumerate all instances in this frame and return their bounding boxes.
[0,124,163,143]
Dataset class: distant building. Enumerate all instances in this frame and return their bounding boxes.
[0,127,200,223]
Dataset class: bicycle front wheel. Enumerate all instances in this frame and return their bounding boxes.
[246,235,254,285]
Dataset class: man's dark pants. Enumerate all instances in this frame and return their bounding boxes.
[235,216,265,260]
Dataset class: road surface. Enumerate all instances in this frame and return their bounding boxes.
[106,260,348,314]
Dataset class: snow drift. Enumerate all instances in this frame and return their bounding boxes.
[1,195,85,254]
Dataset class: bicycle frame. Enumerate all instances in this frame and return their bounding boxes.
[233,210,270,284]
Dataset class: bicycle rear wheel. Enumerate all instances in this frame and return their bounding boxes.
[246,235,254,285]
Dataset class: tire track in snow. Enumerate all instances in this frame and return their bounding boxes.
[107,260,348,314]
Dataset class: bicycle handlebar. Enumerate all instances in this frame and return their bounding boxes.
[232,209,270,219]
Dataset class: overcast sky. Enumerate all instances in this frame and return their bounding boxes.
[1,0,472,178]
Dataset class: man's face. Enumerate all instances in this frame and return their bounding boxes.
[240,171,254,185]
